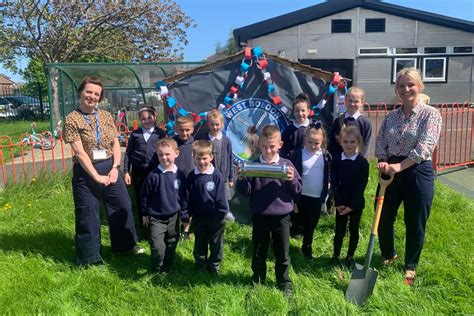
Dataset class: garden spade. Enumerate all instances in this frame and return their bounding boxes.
[346,172,394,306]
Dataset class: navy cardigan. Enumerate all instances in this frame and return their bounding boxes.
[123,126,166,173]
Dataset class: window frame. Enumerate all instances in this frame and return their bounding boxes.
[358,47,389,56]
[331,19,352,33]
[392,58,418,83]
[423,47,447,54]
[422,57,448,82]
[394,47,419,55]
[453,46,473,54]
[365,18,386,33]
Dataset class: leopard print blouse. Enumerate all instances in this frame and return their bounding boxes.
[63,109,118,161]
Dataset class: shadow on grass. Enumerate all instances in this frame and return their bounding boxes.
[148,254,253,289]
[226,235,253,259]
[0,230,76,266]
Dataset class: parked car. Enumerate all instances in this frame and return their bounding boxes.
[0,97,16,118]
[112,90,145,110]
[3,96,50,119]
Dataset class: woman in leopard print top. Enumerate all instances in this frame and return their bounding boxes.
[64,76,141,266]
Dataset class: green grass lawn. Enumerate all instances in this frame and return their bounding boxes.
[0,120,51,162]
[0,120,51,141]
[0,164,472,314]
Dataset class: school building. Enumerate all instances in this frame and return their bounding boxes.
[233,0,474,105]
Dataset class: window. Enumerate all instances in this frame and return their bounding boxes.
[331,19,351,33]
[393,58,417,82]
[365,18,385,32]
[453,46,472,54]
[359,47,388,55]
[395,47,418,55]
[423,57,447,82]
[424,47,446,54]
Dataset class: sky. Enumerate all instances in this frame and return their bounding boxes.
[2,0,473,82]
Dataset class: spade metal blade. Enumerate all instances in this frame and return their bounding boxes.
[345,263,378,306]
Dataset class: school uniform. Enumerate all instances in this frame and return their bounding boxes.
[375,101,442,271]
[124,126,166,227]
[196,132,235,183]
[196,132,236,220]
[236,155,302,292]
[291,148,330,257]
[280,119,309,159]
[140,164,187,272]
[328,112,372,158]
[331,153,369,259]
[173,135,195,177]
[184,165,228,274]
[64,109,138,266]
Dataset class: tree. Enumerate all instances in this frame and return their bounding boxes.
[21,58,48,98]
[0,0,195,120]
[215,30,239,56]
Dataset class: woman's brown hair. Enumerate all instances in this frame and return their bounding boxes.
[77,76,105,102]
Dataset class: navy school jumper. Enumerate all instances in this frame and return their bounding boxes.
[173,135,195,177]
[330,153,369,258]
[280,124,307,159]
[328,115,372,158]
[140,167,188,220]
[184,168,228,271]
[195,133,235,183]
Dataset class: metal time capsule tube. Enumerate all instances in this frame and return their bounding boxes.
[239,161,289,179]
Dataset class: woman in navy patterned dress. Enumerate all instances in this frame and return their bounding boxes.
[375,68,442,285]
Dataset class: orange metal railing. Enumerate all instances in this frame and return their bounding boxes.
[0,104,472,186]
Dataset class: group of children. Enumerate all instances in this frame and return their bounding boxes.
[124,108,233,275]
[123,87,372,295]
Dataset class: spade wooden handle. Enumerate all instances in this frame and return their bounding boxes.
[371,173,394,235]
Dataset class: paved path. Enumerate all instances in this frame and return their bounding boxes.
[0,142,127,188]
[437,166,474,200]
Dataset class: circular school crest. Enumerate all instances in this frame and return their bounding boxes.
[223,98,288,164]
[206,181,215,191]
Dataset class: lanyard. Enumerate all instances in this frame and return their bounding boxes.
[79,109,101,148]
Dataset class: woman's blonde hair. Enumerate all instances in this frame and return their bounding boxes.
[395,68,425,97]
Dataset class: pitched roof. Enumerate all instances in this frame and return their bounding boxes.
[0,76,16,85]
[233,0,474,46]
[164,50,342,83]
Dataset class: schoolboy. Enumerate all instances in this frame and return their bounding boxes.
[328,87,372,158]
[140,138,188,273]
[197,109,236,221]
[184,140,228,276]
[236,125,302,295]
[173,115,195,238]
[173,115,196,176]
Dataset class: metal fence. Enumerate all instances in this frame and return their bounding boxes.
[0,102,472,187]
[0,82,49,121]
[363,102,473,171]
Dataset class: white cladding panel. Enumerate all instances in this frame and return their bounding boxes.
[246,6,473,103]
